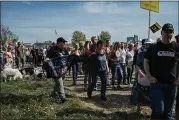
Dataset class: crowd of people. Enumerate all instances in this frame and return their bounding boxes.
[0,23,179,120]
[0,42,48,70]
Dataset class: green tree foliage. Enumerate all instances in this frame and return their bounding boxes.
[71,30,86,45]
[0,25,19,44]
[98,31,111,42]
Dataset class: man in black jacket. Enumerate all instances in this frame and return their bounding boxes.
[46,37,68,103]
[175,34,179,120]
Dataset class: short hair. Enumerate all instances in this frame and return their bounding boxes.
[97,40,104,46]
[91,36,96,41]
[106,40,110,43]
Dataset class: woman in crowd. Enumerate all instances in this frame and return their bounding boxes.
[66,47,72,76]
[71,44,80,85]
[11,48,16,67]
[108,42,123,90]
[81,41,92,90]
[4,47,13,65]
[25,48,31,64]
[126,43,134,87]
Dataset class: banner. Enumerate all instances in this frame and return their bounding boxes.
[140,0,159,13]
[47,55,68,78]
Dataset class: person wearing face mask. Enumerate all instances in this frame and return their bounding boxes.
[87,40,109,101]
[144,23,179,120]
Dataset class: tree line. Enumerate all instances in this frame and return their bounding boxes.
[0,25,19,45]
[71,30,111,45]
[0,25,111,46]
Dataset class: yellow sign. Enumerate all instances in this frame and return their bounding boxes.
[150,22,161,33]
[140,0,159,13]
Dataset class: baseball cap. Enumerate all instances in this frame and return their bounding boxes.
[57,37,67,43]
[162,23,174,31]
[145,39,153,44]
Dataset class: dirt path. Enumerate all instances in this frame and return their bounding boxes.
[64,74,152,119]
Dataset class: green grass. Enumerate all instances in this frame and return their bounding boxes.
[0,79,151,120]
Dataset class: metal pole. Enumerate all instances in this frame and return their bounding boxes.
[148,10,151,39]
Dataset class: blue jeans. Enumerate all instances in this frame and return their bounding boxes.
[150,83,177,120]
[111,64,123,86]
[72,63,79,82]
[88,71,107,97]
[120,63,127,84]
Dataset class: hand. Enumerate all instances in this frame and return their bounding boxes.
[146,75,157,83]
[106,68,109,73]
[174,78,179,85]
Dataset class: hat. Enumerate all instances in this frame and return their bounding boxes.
[162,23,174,31]
[57,37,67,43]
[145,39,153,44]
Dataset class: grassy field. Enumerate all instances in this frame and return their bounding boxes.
[1,76,152,120]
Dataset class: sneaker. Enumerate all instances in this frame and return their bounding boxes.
[61,98,67,103]
[101,96,107,101]
[72,82,76,85]
[87,92,92,99]
[112,86,116,90]
[128,84,133,88]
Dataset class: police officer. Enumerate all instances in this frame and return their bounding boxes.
[46,37,68,103]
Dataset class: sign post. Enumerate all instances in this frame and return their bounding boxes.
[148,10,151,39]
[140,0,159,39]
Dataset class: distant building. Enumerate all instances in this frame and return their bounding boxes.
[23,43,32,48]
[127,35,139,43]
[33,41,53,48]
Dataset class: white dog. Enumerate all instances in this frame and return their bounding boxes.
[0,63,23,82]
